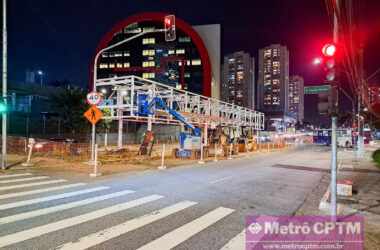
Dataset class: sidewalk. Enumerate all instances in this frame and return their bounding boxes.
[296,144,380,249]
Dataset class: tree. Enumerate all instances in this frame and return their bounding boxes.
[51,86,89,136]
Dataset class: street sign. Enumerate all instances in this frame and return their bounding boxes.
[304,85,331,95]
[86,92,103,105]
[84,105,103,125]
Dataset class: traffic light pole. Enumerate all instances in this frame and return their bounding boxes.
[330,0,339,218]
[91,29,165,160]
[1,0,7,170]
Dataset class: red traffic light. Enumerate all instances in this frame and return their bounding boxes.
[322,43,336,57]
[165,17,171,25]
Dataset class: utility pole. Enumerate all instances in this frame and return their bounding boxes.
[1,0,7,170]
[330,0,339,218]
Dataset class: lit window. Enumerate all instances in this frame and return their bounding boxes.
[99,63,108,69]
[101,52,109,58]
[124,51,130,57]
[272,79,280,85]
[142,50,155,56]
[237,71,244,80]
[142,38,155,45]
[176,49,185,54]
[142,61,155,67]
[184,73,191,78]
[123,62,130,68]
[192,59,201,66]
[116,63,123,68]
[142,72,155,79]
[264,49,271,57]
[143,27,155,32]
[168,50,175,55]
[109,63,115,68]
[179,37,191,42]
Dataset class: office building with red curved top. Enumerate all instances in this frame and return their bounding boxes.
[91,12,221,98]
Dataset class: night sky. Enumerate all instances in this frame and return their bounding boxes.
[6,0,380,88]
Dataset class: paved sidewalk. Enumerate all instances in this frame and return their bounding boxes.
[296,144,380,249]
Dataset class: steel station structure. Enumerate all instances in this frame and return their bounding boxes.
[95,75,264,148]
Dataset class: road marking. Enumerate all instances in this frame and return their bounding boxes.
[56,201,197,250]
[0,186,109,210]
[0,179,67,191]
[0,176,49,184]
[0,189,135,225]
[137,207,235,250]
[0,183,86,200]
[220,229,245,250]
[0,194,163,248]
[210,176,233,184]
[0,173,33,179]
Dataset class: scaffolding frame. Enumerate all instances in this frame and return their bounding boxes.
[95,75,264,130]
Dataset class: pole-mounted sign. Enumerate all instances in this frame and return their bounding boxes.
[86,92,103,106]
[84,105,103,125]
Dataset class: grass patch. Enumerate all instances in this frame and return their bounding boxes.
[372,149,380,169]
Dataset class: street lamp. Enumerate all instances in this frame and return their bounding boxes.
[91,28,165,161]
[37,70,43,87]
[312,57,323,65]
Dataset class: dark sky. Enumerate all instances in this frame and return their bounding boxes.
[6,0,380,87]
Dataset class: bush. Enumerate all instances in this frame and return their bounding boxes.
[372,149,380,167]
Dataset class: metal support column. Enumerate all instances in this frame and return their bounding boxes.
[1,0,7,170]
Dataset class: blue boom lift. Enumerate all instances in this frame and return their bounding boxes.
[138,94,202,157]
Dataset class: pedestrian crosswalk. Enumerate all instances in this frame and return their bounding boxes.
[0,172,244,249]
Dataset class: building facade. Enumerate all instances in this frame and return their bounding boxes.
[288,75,304,123]
[92,12,217,97]
[257,44,291,130]
[221,51,255,109]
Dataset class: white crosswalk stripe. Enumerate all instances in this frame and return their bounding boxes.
[0,173,33,179]
[0,194,163,248]
[56,200,198,250]
[0,176,49,184]
[0,179,67,191]
[137,207,235,250]
[0,183,86,200]
[220,229,245,250]
[0,189,135,225]
[0,186,110,210]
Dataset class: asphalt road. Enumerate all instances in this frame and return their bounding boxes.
[0,146,327,250]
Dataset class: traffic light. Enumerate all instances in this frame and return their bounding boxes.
[322,43,337,81]
[164,15,176,42]
[0,101,7,113]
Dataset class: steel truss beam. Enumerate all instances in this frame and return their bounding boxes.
[95,75,264,130]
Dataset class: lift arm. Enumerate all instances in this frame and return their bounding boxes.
[147,97,201,136]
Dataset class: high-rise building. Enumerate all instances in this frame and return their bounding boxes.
[221,51,255,109]
[289,75,304,123]
[257,44,292,130]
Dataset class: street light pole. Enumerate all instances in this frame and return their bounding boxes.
[1,0,7,170]
[91,29,165,161]
[330,0,339,219]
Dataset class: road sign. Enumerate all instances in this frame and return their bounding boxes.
[84,105,103,125]
[86,92,103,105]
[304,85,331,95]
